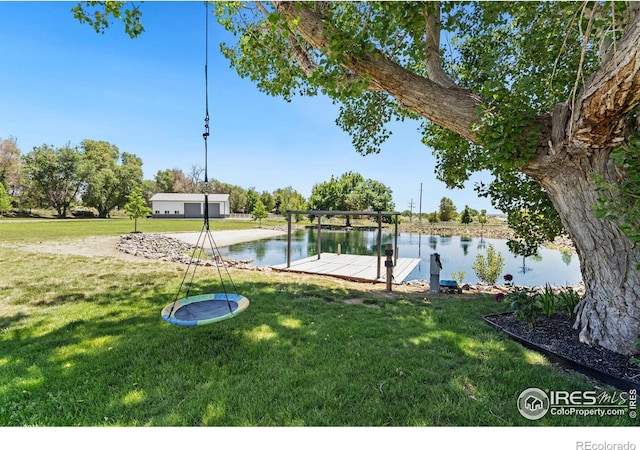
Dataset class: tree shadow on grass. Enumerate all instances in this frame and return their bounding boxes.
[30,292,89,307]
[0,311,28,331]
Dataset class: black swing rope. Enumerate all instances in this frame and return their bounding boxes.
[168,2,238,318]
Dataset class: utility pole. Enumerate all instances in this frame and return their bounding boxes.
[408,198,415,222]
[418,182,423,223]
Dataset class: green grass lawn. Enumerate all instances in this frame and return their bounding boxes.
[0,219,635,426]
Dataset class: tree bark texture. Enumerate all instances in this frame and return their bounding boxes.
[275,2,640,355]
[525,148,640,356]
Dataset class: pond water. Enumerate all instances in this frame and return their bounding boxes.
[217,228,582,287]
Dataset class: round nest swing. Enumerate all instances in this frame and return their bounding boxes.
[161,293,250,327]
[161,3,249,327]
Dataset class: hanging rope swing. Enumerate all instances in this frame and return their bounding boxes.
[161,4,249,327]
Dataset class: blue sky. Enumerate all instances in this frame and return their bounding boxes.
[0,1,499,214]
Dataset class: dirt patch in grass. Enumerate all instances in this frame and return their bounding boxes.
[343,298,380,308]
[20,236,140,261]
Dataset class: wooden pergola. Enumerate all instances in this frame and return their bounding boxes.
[285,210,400,279]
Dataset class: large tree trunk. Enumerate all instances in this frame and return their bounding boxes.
[524,150,640,356]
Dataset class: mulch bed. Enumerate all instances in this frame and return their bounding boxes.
[484,311,640,391]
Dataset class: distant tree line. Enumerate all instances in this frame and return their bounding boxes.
[400,196,489,226]
[0,137,399,221]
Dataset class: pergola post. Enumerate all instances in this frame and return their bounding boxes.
[394,213,399,265]
[317,213,322,260]
[385,243,394,292]
[287,211,292,268]
[376,211,382,279]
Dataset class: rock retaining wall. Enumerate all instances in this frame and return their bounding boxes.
[402,279,585,295]
[117,233,269,271]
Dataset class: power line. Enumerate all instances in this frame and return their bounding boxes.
[408,198,415,222]
[418,182,423,223]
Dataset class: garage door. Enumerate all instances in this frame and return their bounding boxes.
[184,203,201,218]
[207,202,220,218]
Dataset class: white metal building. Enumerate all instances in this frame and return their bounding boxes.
[149,193,230,219]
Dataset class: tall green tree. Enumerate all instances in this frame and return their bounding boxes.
[260,191,275,213]
[81,140,144,218]
[438,197,457,222]
[336,171,367,212]
[228,185,247,214]
[22,143,89,218]
[352,178,395,223]
[244,187,259,214]
[336,172,365,226]
[308,172,394,225]
[273,186,307,217]
[154,169,175,193]
[353,179,394,213]
[209,179,247,213]
[307,176,339,214]
[75,0,640,356]
[460,205,472,225]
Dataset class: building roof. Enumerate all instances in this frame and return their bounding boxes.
[150,193,230,202]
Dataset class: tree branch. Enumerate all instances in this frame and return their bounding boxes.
[424,2,456,89]
[274,1,481,142]
[255,1,317,77]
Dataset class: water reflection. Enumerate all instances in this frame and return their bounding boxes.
[517,255,535,275]
[460,236,472,256]
[217,229,582,286]
[561,250,573,266]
